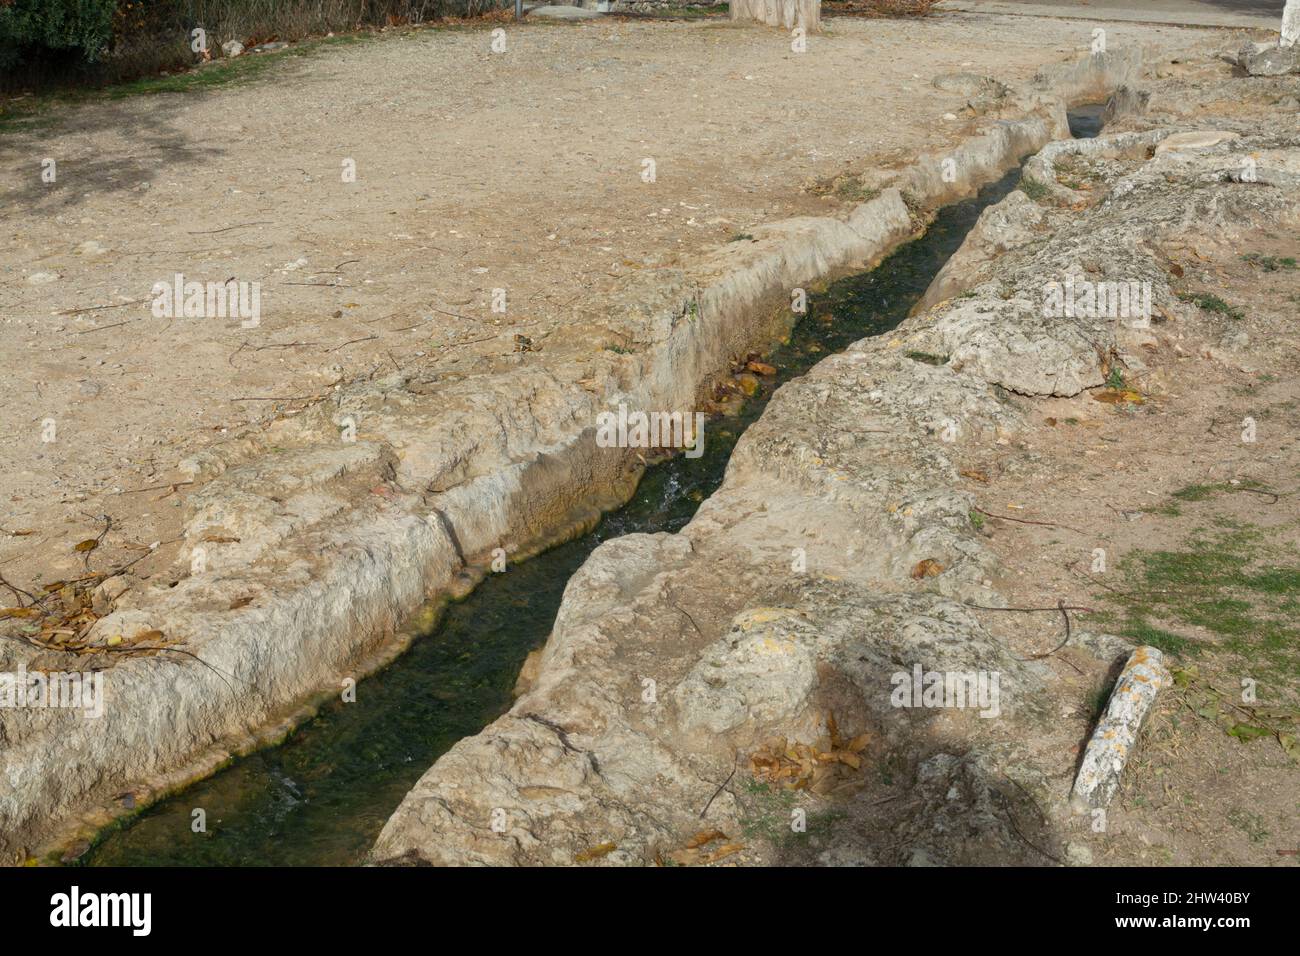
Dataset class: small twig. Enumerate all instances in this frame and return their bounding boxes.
[973,506,1088,536]
[963,602,1095,614]
[963,600,1092,661]
[0,572,37,607]
[116,481,193,495]
[1236,487,1281,504]
[60,298,149,316]
[72,319,139,335]
[186,221,273,235]
[990,787,1064,865]
[327,335,377,352]
[429,306,479,323]
[700,754,738,818]
[443,333,498,349]
[667,589,704,638]
[81,514,112,570]
[229,394,321,402]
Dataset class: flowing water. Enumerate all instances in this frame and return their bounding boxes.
[86,117,1101,865]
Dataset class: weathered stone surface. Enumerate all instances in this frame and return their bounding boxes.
[730,0,820,31]
[529,5,603,19]
[371,78,1300,866]
[1239,42,1300,75]
[933,72,1008,97]
[1070,647,1171,811]
[0,50,1146,862]
[1154,130,1241,153]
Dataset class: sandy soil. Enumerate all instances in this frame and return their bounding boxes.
[0,12,1228,601]
[956,218,1300,866]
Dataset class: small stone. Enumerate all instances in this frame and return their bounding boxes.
[26,272,58,285]
[1065,842,1093,866]
[1238,42,1300,76]
[1154,130,1241,154]
[221,40,244,58]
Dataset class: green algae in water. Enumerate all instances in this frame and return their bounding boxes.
[84,168,1023,867]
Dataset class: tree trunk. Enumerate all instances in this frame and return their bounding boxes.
[1282,0,1299,48]
[730,0,821,32]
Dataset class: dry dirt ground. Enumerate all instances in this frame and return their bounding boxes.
[943,100,1300,864]
[962,244,1300,866]
[1,13,1228,602]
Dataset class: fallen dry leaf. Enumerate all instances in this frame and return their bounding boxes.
[702,843,744,864]
[1092,388,1144,405]
[574,842,616,863]
[0,607,41,620]
[686,830,728,849]
[911,558,944,579]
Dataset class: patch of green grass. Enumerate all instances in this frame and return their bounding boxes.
[1177,291,1245,321]
[736,777,848,855]
[1105,367,1127,390]
[1241,253,1297,272]
[1100,524,1300,683]
[1,32,379,135]
[1169,479,1272,504]
[1018,175,1050,201]
[833,177,880,203]
[727,233,755,243]
[1117,616,1198,656]
[904,350,948,366]
[1226,806,1270,843]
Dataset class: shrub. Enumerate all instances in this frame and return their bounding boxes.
[2,0,509,89]
[0,0,117,70]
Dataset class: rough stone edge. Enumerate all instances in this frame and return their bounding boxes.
[5,51,1137,865]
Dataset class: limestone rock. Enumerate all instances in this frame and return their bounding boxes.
[1239,42,1300,75]
[1154,130,1241,154]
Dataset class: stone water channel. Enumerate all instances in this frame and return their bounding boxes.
[83,108,1103,866]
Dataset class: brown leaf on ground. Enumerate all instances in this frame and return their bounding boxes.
[702,843,744,864]
[573,841,616,862]
[686,829,728,849]
[910,558,944,579]
[0,607,41,619]
[1091,388,1144,405]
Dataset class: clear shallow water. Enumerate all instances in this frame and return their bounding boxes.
[85,161,1038,867]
